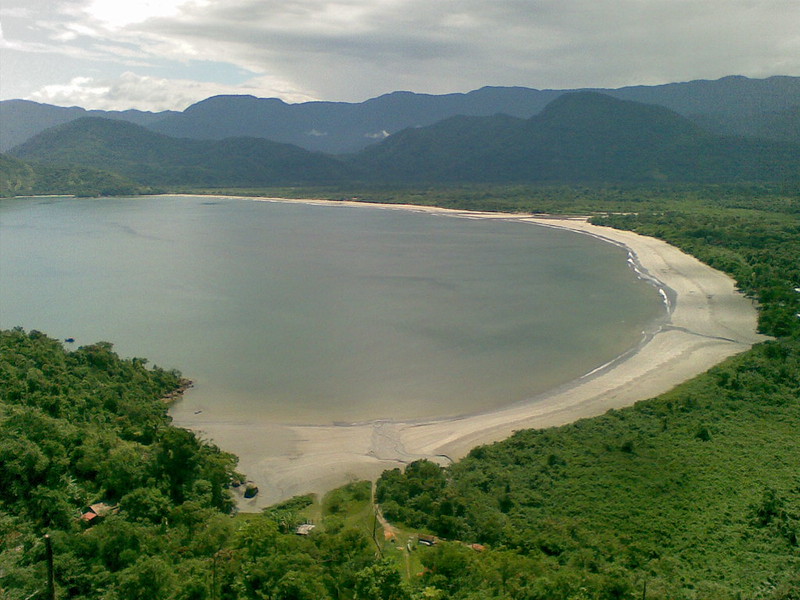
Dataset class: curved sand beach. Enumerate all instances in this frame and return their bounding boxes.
[170,199,768,509]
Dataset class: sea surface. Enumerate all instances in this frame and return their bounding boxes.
[0,195,664,423]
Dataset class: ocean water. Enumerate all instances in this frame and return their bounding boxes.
[0,195,664,423]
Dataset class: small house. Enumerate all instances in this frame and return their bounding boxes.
[80,502,117,524]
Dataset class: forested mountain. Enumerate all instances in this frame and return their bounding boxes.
[8,117,354,186]
[145,87,566,154]
[2,75,797,153]
[8,93,800,187]
[0,99,177,152]
[77,75,800,152]
[606,75,800,118]
[694,105,800,143]
[0,153,141,197]
[352,92,800,183]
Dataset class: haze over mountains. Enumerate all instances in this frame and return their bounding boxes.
[7,117,352,187]
[2,75,799,192]
[2,75,799,154]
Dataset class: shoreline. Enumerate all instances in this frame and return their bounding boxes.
[168,195,768,509]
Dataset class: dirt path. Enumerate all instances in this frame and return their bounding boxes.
[371,483,411,577]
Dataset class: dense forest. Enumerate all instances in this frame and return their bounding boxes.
[0,329,403,599]
[0,153,143,198]
[2,183,799,599]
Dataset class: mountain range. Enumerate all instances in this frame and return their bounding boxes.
[2,75,799,154]
[353,92,800,183]
[7,117,353,187]
[4,78,799,191]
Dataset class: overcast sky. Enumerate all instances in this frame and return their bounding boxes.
[1,0,798,111]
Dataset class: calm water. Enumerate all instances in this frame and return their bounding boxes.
[0,195,663,423]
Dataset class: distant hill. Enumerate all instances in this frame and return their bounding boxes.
[145,87,567,154]
[0,153,142,197]
[146,76,800,153]
[693,104,800,143]
[8,94,799,189]
[604,75,799,116]
[8,117,353,186]
[351,92,800,183]
[3,75,798,154]
[0,99,177,152]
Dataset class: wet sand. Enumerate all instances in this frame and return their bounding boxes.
[170,199,767,509]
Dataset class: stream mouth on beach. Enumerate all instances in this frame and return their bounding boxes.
[0,195,665,424]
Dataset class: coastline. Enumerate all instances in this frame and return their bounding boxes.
[168,196,768,509]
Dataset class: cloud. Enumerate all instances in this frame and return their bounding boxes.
[121,0,800,97]
[81,0,203,29]
[2,0,799,109]
[27,71,317,111]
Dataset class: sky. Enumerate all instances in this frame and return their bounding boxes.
[1,0,798,112]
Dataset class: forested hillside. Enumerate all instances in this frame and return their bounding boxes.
[10,94,799,188]
[352,93,800,183]
[0,100,177,153]
[8,117,354,187]
[0,330,401,599]
[0,153,142,197]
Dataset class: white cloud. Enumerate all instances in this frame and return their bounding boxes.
[81,0,205,29]
[31,77,111,107]
[127,0,800,99]
[27,71,317,111]
[2,0,799,108]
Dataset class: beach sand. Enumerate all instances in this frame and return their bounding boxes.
[170,198,768,509]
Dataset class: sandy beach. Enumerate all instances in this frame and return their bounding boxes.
[170,198,768,509]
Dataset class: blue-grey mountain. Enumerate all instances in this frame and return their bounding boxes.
[0,99,178,153]
[350,92,800,183]
[2,75,797,153]
[8,117,353,187]
[8,92,799,188]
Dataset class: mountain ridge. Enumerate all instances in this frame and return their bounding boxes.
[3,75,798,153]
[9,92,799,187]
[9,116,354,186]
[350,92,799,184]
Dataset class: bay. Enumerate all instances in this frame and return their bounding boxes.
[0,195,664,423]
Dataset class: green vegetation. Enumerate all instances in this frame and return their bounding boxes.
[0,329,408,599]
[8,93,799,190]
[372,183,800,598]
[8,117,354,187]
[2,182,799,599]
[378,338,800,598]
[352,93,800,183]
[0,153,142,197]
[0,329,237,597]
